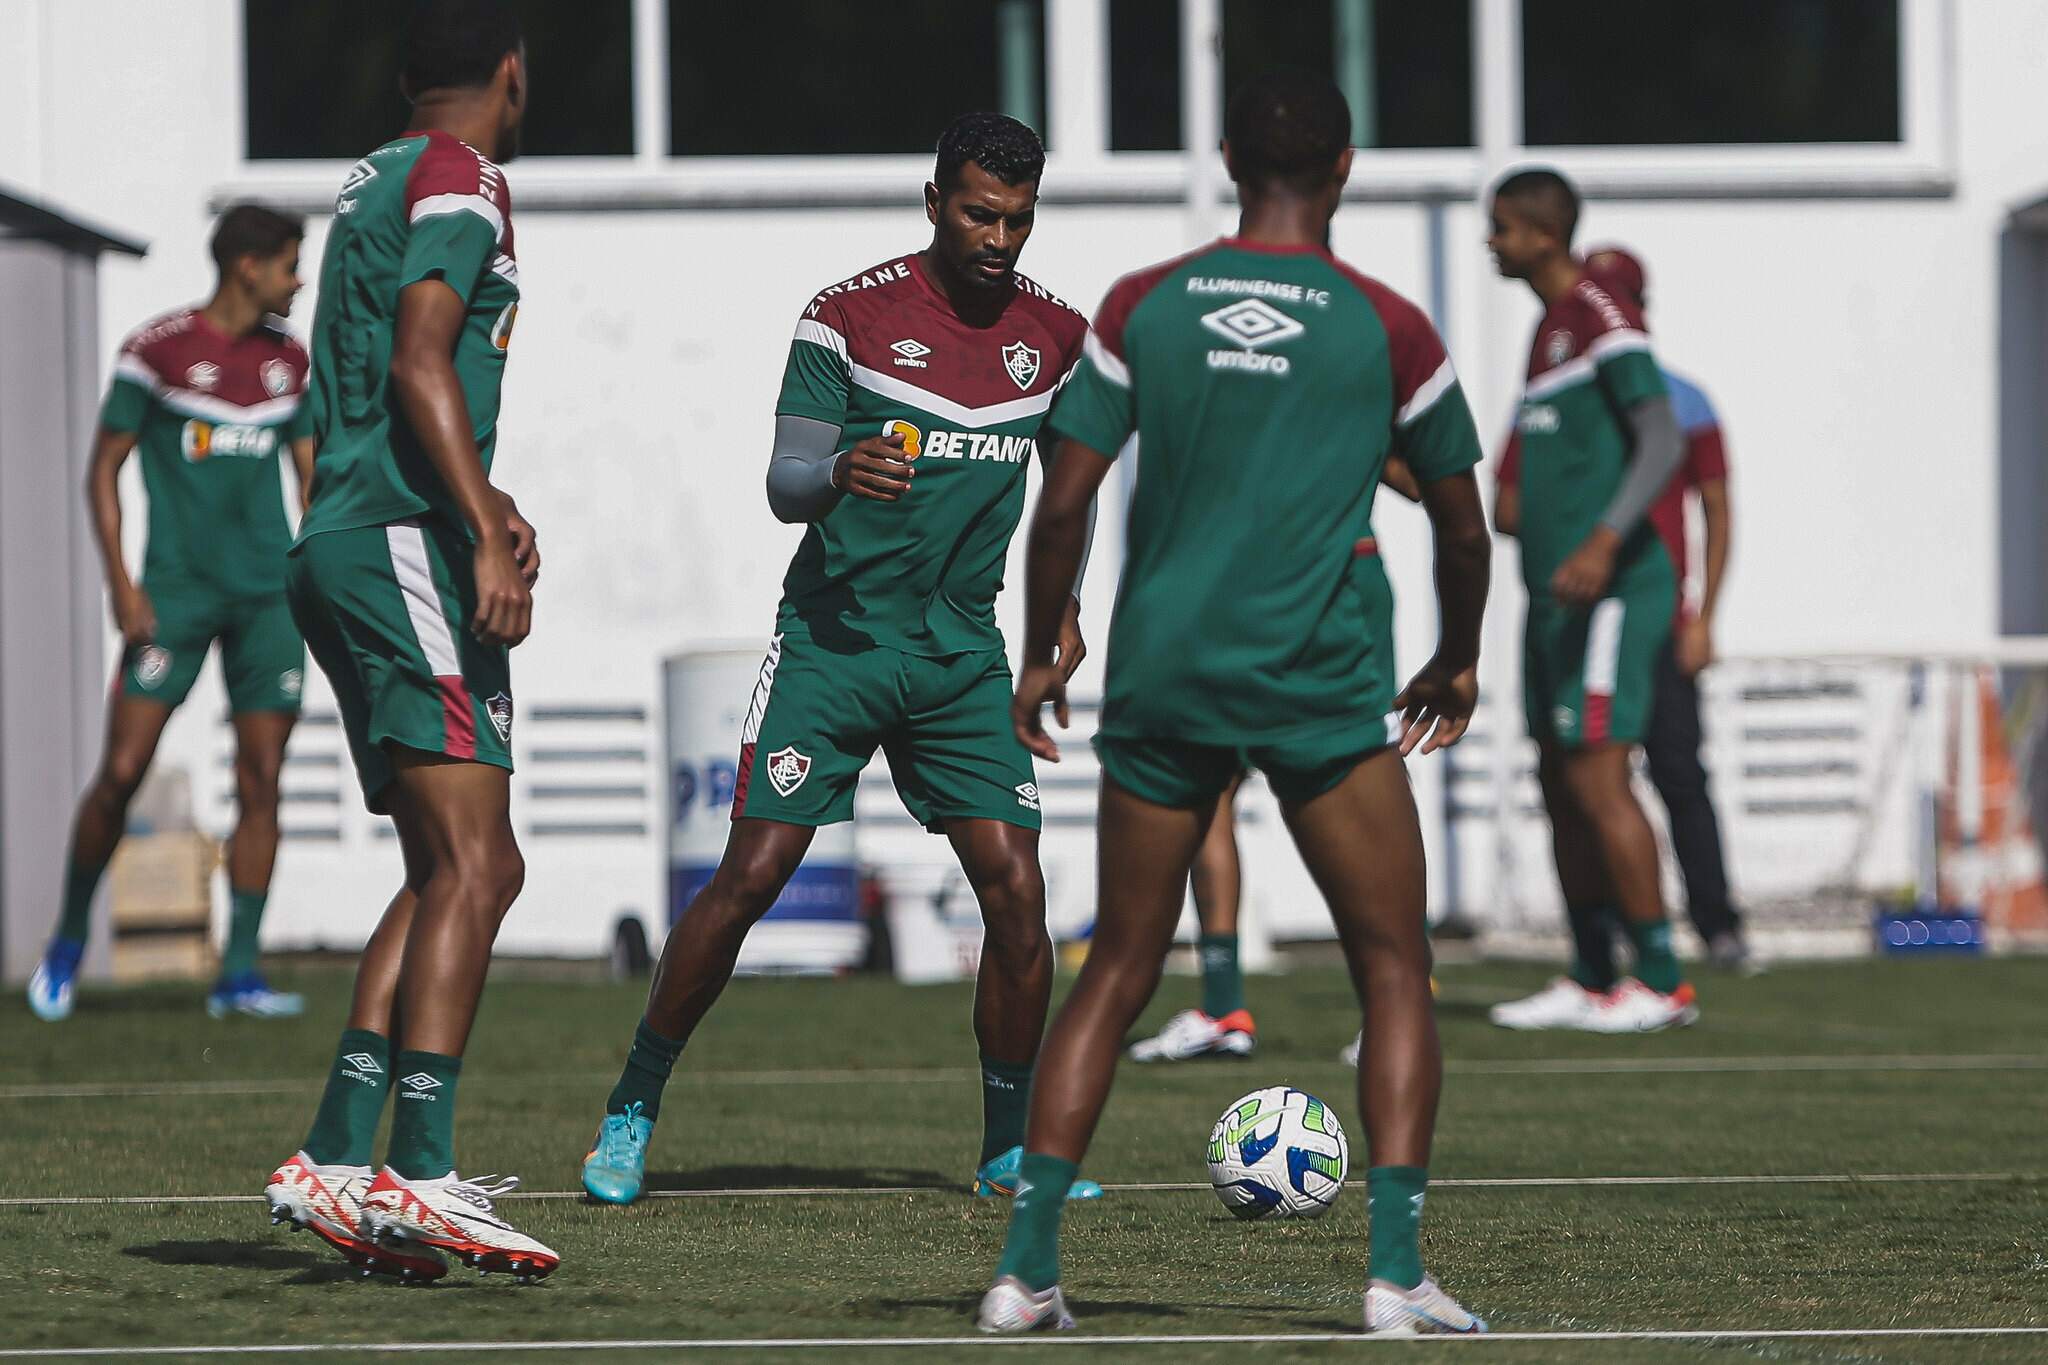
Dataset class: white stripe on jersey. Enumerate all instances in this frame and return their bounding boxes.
[409,192,504,239]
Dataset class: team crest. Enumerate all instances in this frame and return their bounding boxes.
[766,745,811,797]
[135,646,172,688]
[261,359,294,397]
[1544,330,1575,366]
[185,361,220,391]
[1001,341,1040,391]
[485,691,514,742]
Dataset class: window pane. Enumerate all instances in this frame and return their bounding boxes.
[669,1,1046,156]
[1109,0,1182,151]
[1522,0,1900,146]
[244,0,634,159]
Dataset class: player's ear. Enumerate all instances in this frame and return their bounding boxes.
[1219,138,1238,184]
[501,48,525,112]
[924,182,940,227]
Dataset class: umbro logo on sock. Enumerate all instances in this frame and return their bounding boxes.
[342,1053,383,1073]
[398,1072,443,1098]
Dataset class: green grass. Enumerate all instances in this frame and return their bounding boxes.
[3,956,2046,1362]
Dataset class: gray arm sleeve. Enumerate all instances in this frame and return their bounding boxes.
[1599,396,1685,536]
[1037,435,1096,593]
[765,414,846,524]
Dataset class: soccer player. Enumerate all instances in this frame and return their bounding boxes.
[261,1,555,1282]
[578,114,1103,1209]
[1497,245,1750,977]
[26,204,314,1024]
[979,72,1492,1336]
[1484,173,1698,1033]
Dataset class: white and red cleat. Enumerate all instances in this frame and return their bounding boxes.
[1586,978,1700,1033]
[1127,1008,1258,1062]
[1365,1277,1488,1335]
[265,1151,446,1282]
[359,1167,560,1281]
[1488,976,1609,1031]
[977,1275,1076,1333]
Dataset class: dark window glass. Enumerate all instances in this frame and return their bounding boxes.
[1522,0,1900,145]
[669,1,1047,155]
[1112,0,1471,151]
[244,0,634,159]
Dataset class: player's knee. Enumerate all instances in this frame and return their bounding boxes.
[973,858,1045,923]
[719,847,797,916]
[96,753,150,807]
[980,908,1049,971]
[233,753,284,812]
[446,832,523,911]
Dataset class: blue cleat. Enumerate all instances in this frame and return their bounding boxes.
[206,972,305,1019]
[27,939,84,1022]
[973,1145,1103,1201]
[582,1101,653,1205]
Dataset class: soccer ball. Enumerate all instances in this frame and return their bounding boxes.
[1206,1085,1348,1219]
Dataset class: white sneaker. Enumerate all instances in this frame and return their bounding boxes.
[1365,1277,1487,1335]
[264,1151,446,1281]
[1339,1030,1362,1067]
[977,1275,1076,1333]
[1488,977,1608,1031]
[360,1167,560,1280]
[1127,1008,1256,1062]
[1585,978,1699,1033]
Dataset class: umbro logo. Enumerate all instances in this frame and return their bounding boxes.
[342,1053,382,1073]
[1201,298,1305,349]
[890,338,931,369]
[1015,782,1040,812]
[399,1072,442,1092]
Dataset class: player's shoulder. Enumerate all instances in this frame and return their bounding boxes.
[404,130,510,221]
[117,307,209,388]
[798,255,921,329]
[1567,273,1648,338]
[1007,269,1088,346]
[1319,254,1437,340]
[1093,244,1215,348]
[120,306,199,361]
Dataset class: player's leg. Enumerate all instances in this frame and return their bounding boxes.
[1643,637,1747,966]
[1489,746,1623,1031]
[1130,774,1257,1062]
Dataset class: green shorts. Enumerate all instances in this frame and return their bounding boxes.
[1095,719,1391,809]
[1523,576,1675,749]
[732,632,1039,833]
[286,517,513,813]
[119,581,304,714]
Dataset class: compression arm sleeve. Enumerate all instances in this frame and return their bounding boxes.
[765,414,845,524]
[1599,396,1685,537]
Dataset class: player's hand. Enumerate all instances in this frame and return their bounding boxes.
[500,492,541,589]
[112,582,155,647]
[1012,662,1070,762]
[1675,614,1714,677]
[1054,595,1087,683]
[1550,527,1619,606]
[833,432,916,503]
[471,534,533,647]
[1393,658,1478,756]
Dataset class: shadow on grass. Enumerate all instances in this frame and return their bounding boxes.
[642,1165,952,1193]
[123,1238,345,1276]
[873,1294,1310,1321]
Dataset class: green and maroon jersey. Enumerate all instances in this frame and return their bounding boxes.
[1049,238,1482,745]
[774,254,1087,655]
[1511,273,1673,599]
[103,307,311,596]
[299,129,521,543]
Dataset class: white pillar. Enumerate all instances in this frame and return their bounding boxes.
[1181,0,1223,245]
[1046,0,1108,158]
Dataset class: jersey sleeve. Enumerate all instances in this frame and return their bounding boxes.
[1045,278,1143,459]
[1371,288,1482,483]
[1576,279,1667,411]
[99,339,158,433]
[1496,430,1523,488]
[398,141,507,307]
[775,297,853,425]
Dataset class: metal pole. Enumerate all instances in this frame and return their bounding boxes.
[1000,0,1044,135]
[1182,0,1222,246]
[1334,0,1377,148]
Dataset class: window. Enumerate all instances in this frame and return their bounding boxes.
[1522,0,1901,146]
[668,0,1047,156]
[243,0,634,160]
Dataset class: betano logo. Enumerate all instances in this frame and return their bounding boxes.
[182,420,277,462]
[1200,298,1304,377]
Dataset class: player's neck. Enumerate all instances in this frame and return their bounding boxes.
[199,287,264,339]
[1530,255,1583,306]
[1231,194,1331,251]
[916,249,1010,326]
[406,95,503,162]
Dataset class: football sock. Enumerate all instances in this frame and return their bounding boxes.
[979,1055,1035,1167]
[304,1029,390,1168]
[1624,918,1683,993]
[1565,902,1619,992]
[607,1018,686,1122]
[388,1050,462,1180]
[219,886,268,980]
[994,1152,1078,1292]
[55,858,106,946]
[1367,1165,1429,1290]
[1198,933,1245,1018]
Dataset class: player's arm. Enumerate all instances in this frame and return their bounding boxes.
[1551,395,1682,604]
[1035,435,1092,683]
[1380,455,1422,503]
[1678,475,1731,676]
[289,436,316,511]
[83,424,151,646]
[1014,437,1114,760]
[390,280,529,645]
[1492,430,1522,537]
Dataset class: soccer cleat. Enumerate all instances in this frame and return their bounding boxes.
[360,1167,560,1281]
[581,1101,653,1205]
[1127,1008,1257,1062]
[977,1275,1076,1333]
[1365,1277,1487,1335]
[27,939,83,1022]
[973,1146,1103,1201]
[1488,976,1609,1031]
[264,1151,446,1282]
[1339,1029,1362,1067]
[207,972,305,1019]
[1585,978,1699,1033]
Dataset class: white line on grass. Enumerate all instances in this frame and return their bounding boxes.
[4,1327,2048,1356]
[0,1171,2031,1208]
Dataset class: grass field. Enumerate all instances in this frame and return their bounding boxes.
[3,955,2045,1362]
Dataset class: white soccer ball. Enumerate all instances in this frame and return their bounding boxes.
[1207,1085,1348,1219]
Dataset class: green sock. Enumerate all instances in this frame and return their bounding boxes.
[1565,903,1618,992]
[978,1055,1035,1167]
[607,1019,686,1121]
[220,886,268,980]
[303,1029,390,1168]
[993,1152,1078,1291]
[56,858,106,946]
[1367,1165,1429,1289]
[1624,918,1683,993]
[1197,933,1244,1017]
[387,1050,462,1179]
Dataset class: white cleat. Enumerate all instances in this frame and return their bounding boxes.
[977,1275,1076,1333]
[360,1167,560,1281]
[1339,1030,1362,1067]
[1488,976,1609,1031]
[1365,1277,1488,1335]
[1127,1008,1256,1062]
[1584,978,1699,1033]
[264,1151,446,1281]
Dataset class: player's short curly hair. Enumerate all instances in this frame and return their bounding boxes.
[404,0,523,99]
[1494,168,1581,245]
[210,202,302,275]
[1225,70,1352,193]
[934,113,1046,193]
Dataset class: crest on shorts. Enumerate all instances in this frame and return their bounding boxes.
[1001,341,1040,391]
[766,745,811,797]
[135,646,172,688]
[261,358,294,397]
[486,691,514,742]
